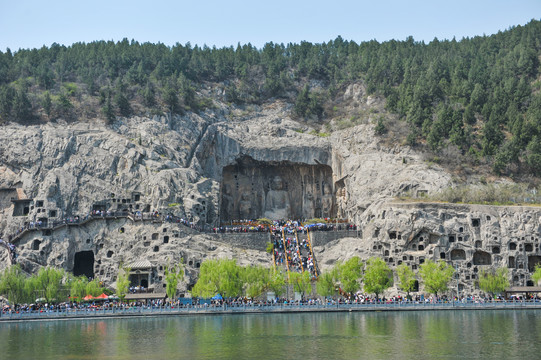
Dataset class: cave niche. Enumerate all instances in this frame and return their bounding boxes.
[73,251,94,279]
[473,251,492,265]
[220,156,335,221]
[451,249,466,260]
[528,256,541,272]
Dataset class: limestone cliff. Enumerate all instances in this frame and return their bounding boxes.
[0,85,536,296]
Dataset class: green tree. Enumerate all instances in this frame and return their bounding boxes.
[419,260,455,298]
[374,117,386,135]
[30,266,66,304]
[85,277,104,297]
[526,136,541,174]
[178,73,196,110]
[294,84,323,118]
[289,271,312,297]
[396,263,417,299]
[165,261,184,301]
[116,264,131,302]
[115,91,131,117]
[532,264,541,285]
[102,94,115,124]
[316,268,338,298]
[69,275,89,303]
[337,256,362,295]
[0,264,31,305]
[478,267,509,297]
[243,265,270,298]
[0,85,16,121]
[37,62,55,89]
[363,257,393,299]
[142,82,156,107]
[162,86,179,114]
[41,91,52,119]
[191,259,243,298]
[56,92,73,116]
[266,242,274,254]
[294,85,310,117]
[13,88,33,123]
[268,268,286,297]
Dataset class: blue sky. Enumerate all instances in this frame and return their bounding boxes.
[1,0,540,51]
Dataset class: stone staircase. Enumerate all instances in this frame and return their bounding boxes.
[272,225,319,280]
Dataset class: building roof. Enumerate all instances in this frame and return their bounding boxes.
[16,188,27,200]
[505,286,541,293]
[127,259,154,270]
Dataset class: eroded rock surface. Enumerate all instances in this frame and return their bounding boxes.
[1,95,533,296]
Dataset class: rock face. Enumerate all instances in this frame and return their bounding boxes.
[314,202,541,296]
[221,158,335,221]
[0,91,535,296]
[5,216,270,292]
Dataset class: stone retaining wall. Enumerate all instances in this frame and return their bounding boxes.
[208,230,360,251]
[309,230,361,247]
[208,232,272,251]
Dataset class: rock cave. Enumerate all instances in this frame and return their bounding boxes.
[220,157,336,221]
[73,251,95,279]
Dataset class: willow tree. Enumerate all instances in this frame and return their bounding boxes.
[116,264,131,302]
[165,261,184,301]
[337,256,362,295]
[316,268,339,298]
[29,266,66,304]
[69,275,89,303]
[396,263,417,299]
[532,264,541,285]
[268,268,286,297]
[0,264,31,305]
[243,265,270,299]
[86,277,104,297]
[363,257,393,300]
[478,268,509,297]
[419,260,455,298]
[289,271,312,298]
[191,259,243,298]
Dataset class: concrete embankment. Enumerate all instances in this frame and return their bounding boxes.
[2,302,540,323]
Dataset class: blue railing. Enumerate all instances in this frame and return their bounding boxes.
[2,300,540,321]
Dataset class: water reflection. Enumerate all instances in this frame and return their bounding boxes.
[1,310,541,359]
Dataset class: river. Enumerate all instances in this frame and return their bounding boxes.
[1,310,540,359]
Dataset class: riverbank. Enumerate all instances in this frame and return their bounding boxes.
[2,301,541,323]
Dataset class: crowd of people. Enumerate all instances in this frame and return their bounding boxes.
[5,293,541,317]
[213,219,357,234]
[0,238,17,263]
[4,204,356,245]
[272,221,317,276]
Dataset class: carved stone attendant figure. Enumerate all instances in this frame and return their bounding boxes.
[321,183,333,217]
[303,191,314,219]
[264,176,290,219]
[239,193,253,219]
[222,184,234,219]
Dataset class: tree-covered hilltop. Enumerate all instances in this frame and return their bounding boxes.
[1,20,541,175]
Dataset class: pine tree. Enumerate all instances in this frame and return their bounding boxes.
[41,91,52,118]
[13,88,33,123]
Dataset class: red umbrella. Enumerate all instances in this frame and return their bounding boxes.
[83,295,94,301]
[94,293,109,300]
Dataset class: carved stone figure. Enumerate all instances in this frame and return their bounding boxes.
[303,192,314,219]
[314,198,322,218]
[222,184,234,218]
[322,183,333,217]
[239,193,253,219]
[337,186,347,219]
[264,176,290,219]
